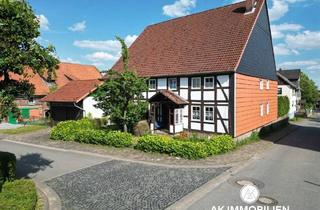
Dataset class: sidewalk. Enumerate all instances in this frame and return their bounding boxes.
[1,124,297,168]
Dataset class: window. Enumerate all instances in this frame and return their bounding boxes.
[192,106,201,121]
[266,80,270,89]
[266,102,270,115]
[174,108,183,124]
[260,104,264,116]
[168,78,177,90]
[259,79,264,90]
[149,79,156,90]
[204,106,214,122]
[192,77,201,89]
[204,77,214,89]
[278,88,282,95]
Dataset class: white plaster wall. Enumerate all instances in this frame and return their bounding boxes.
[191,91,201,100]
[203,90,215,101]
[191,122,201,130]
[179,89,188,100]
[203,123,214,132]
[83,96,104,118]
[278,85,297,119]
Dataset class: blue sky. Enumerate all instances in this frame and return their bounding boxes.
[29,0,320,87]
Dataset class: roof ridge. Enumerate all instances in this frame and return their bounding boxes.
[148,1,245,28]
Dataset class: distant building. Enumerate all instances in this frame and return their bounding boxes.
[1,63,102,123]
[277,71,300,119]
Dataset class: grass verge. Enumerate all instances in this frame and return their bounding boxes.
[235,132,260,147]
[0,125,47,135]
[0,179,37,210]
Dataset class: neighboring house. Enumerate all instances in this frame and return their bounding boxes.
[111,0,278,137]
[40,80,104,121]
[1,62,101,123]
[277,72,299,119]
[277,69,301,110]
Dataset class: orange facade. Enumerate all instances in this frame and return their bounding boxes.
[235,73,278,137]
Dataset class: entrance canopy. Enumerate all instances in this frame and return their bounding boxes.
[148,90,188,105]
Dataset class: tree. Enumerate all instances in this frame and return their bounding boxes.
[300,72,318,109]
[94,37,148,132]
[0,0,59,120]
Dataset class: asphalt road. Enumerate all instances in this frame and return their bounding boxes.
[0,141,109,182]
[188,114,320,210]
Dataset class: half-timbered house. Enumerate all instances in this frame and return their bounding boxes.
[112,0,278,137]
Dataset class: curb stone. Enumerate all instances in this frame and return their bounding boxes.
[35,181,62,210]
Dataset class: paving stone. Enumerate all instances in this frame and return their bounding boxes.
[46,160,229,210]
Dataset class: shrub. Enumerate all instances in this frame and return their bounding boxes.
[76,129,107,145]
[278,96,290,117]
[208,135,235,154]
[91,117,108,129]
[0,152,16,190]
[135,135,208,159]
[50,118,94,141]
[105,131,134,147]
[0,179,37,210]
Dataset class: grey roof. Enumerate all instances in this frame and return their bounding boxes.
[278,69,301,80]
[277,72,298,90]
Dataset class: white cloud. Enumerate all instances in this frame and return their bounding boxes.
[307,65,320,70]
[271,23,303,39]
[273,43,299,55]
[73,35,138,51]
[85,52,119,62]
[60,57,79,64]
[36,14,49,31]
[163,0,196,17]
[68,21,86,32]
[285,31,320,50]
[278,60,319,69]
[268,0,304,22]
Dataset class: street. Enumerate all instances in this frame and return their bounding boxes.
[188,114,320,210]
[0,115,319,209]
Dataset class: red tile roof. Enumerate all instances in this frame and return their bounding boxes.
[54,63,102,88]
[149,90,188,105]
[112,0,265,77]
[40,79,102,103]
[1,63,102,96]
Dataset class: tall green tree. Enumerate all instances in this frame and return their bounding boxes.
[300,72,319,109]
[0,0,59,121]
[94,37,148,132]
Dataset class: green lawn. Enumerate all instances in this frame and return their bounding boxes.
[0,179,38,210]
[0,125,47,135]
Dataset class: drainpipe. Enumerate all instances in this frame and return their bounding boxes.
[73,102,86,118]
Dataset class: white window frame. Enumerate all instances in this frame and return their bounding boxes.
[266,102,270,115]
[204,106,214,122]
[174,108,184,125]
[266,80,270,90]
[260,104,264,117]
[191,77,201,89]
[259,79,264,90]
[191,105,201,121]
[149,79,156,90]
[204,77,214,89]
[168,78,177,90]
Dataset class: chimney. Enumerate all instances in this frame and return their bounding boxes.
[245,0,257,13]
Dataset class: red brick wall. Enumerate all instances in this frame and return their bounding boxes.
[236,73,278,137]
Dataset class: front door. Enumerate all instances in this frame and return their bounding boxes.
[155,103,170,130]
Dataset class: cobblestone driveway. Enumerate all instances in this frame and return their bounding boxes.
[46,160,228,210]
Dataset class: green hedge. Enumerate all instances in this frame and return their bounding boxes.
[135,134,235,159]
[0,179,37,210]
[50,118,94,141]
[50,119,134,148]
[0,152,16,190]
[278,96,290,117]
